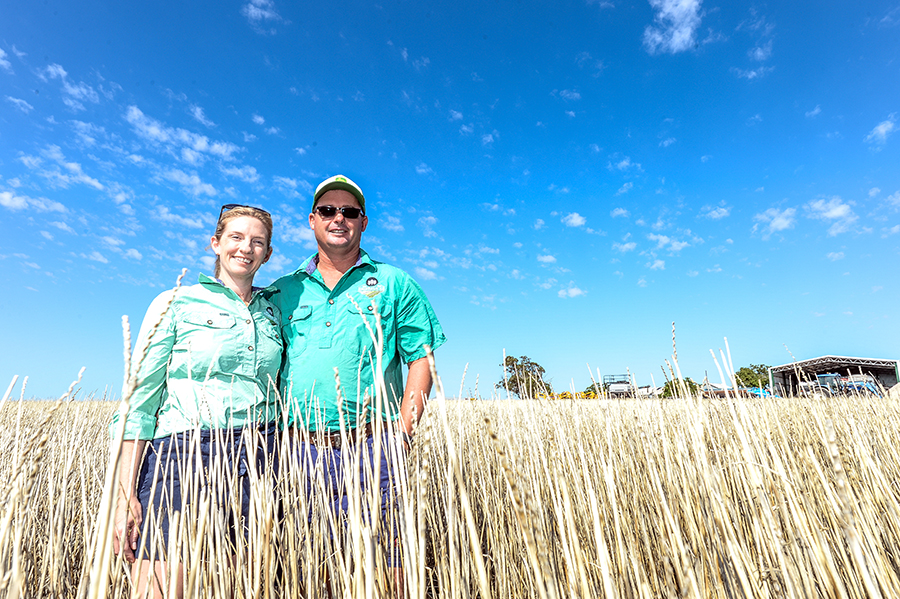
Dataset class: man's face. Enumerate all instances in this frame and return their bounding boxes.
[309,189,368,255]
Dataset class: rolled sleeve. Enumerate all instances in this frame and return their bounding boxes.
[397,277,446,364]
[112,290,177,440]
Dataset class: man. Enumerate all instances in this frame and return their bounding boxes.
[266,174,445,586]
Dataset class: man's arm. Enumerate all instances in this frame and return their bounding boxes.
[398,356,433,436]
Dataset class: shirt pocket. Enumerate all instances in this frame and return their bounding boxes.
[282,305,313,356]
[349,302,393,358]
[173,311,238,376]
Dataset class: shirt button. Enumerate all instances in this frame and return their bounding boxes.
[207,319,213,324]
[246,319,252,324]
[326,322,331,327]
[248,345,254,351]
[328,299,334,305]
[288,314,292,320]
[367,306,373,311]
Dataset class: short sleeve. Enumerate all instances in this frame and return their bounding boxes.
[396,275,446,363]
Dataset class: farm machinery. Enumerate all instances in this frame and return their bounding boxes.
[798,373,882,398]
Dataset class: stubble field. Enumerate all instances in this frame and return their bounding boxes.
[1,383,899,598]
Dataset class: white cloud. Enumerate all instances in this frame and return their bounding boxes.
[609,156,641,171]
[753,207,796,237]
[415,163,434,175]
[537,254,557,264]
[163,169,217,197]
[659,137,676,148]
[643,0,703,55]
[154,205,206,228]
[558,285,585,298]
[274,175,312,199]
[826,252,844,261]
[637,277,647,287]
[869,187,880,198]
[482,133,494,146]
[748,40,773,61]
[616,182,633,195]
[558,89,581,101]
[534,218,546,230]
[190,105,215,127]
[125,105,241,159]
[732,66,774,80]
[414,267,437,281]
[611,207,630,218]
[590,143,601,153]
[648,259,666,270]
[6,96,33,113]
[565,111,576,118]
[252,113,266,125]
[459,124,474,135]
[42,63,100,111]
[865,114,896,145]
[805,105,821,118]
[383,215,404,232]
[0,49,11,72]
[701,206,730,219]
[0,191,28,210]
[418,215,438,237]
[87,251,108,264]
[124,248,143,260]
[449,110,463,121]
[805,196,857,235]
[50,221,75,233]
[265,126,280,135]
[613,241,637,252]
[221,165,260,183]
[242,0,283,25]
[561,212,586,227]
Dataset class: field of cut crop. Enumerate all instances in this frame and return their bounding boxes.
[1,384,899,598]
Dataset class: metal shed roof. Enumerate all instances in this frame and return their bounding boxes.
[770,355,899,374]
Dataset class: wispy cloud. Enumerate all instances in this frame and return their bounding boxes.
[533,219,545,230]
[41,63,100,111]
[557,89,581,101]
[220,165,260,183]
[613,241,637,252]
[561,212,586,227]
[611,207,630,218]
[415,163,434,175]
[616,182,633,195]
[659,137,676,147]
[700,205,730,219]
[805,196,857,235]
[865,114,896,145]
[753,206,796,238]
[242,0,285,31]
[0,190,66,212]
[383,215,404,232]
[153,205,206,228]
[190,105,215,127]
[537,254,556,264]
[826,252,844,261]
[732,66,774,80]
[643,0,703,55]
[647,259,666,270]
[558,284,585,298]
[6,96,33,113]
[414,266,437,280]
[608,156,642,171]
[449,110,463,121]
[163,169,217,197]
[125,105,241,160]
[0,49,11,72]
[805,105,821,118]
[418,215,438,237]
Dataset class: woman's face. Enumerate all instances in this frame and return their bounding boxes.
[210,215,272,282]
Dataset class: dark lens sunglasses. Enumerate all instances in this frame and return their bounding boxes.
[314,205,364,219]
[218,203,271,221]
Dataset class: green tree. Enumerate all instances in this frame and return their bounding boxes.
[661,377,700,398]
[497,355,553,398]
[735,364,770,389]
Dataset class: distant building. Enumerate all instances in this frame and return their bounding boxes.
[769,355,899,396]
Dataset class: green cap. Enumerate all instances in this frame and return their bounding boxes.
[313,175,366,212]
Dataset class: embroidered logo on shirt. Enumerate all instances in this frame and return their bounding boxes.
[358,283,386,298]
[266,306,274,317]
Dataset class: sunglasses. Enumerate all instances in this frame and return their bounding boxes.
[314,205,364,219]
[218,203,271,221]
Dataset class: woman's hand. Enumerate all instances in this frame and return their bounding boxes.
[113,494,143,563]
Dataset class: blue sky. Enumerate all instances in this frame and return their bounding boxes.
[2,0,899,399]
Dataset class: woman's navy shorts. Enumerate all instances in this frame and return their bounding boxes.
[134,422,278,560]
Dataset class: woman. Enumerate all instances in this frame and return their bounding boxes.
[111,204,282,598]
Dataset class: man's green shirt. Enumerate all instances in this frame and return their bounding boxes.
[112,274,283,440]
[266,250,446,432]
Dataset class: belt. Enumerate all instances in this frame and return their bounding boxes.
[288,422,376,450]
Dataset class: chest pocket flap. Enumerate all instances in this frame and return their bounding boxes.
[289,305,312,322]
[183,312,236,329]
[350,301,392,319]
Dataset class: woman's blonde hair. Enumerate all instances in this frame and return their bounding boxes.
[213,206,273,278]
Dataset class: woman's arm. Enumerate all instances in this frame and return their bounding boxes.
[112,439,147,563]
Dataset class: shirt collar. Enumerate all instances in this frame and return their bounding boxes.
[304,250,366,275]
